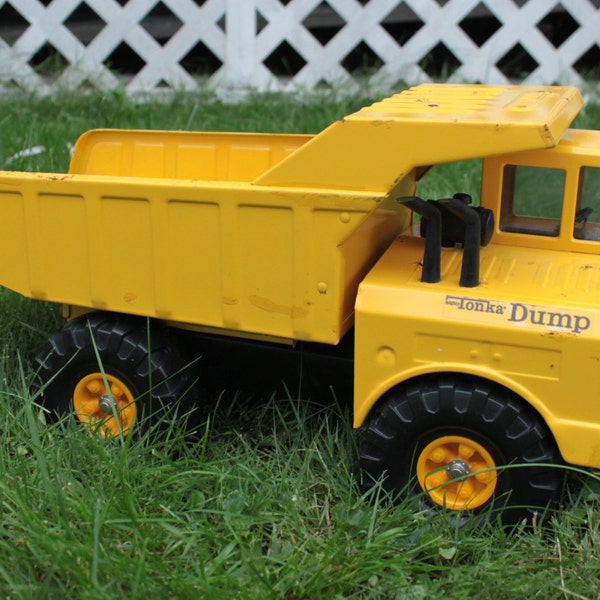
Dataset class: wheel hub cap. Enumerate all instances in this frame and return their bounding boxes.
[73,373,137,437]
[416,435,498,510]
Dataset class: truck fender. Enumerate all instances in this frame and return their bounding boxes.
[355,364,561,454]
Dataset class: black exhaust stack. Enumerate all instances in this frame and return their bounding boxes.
[398,197,441,284]
[399,193,493,288]
[437,196,481,288]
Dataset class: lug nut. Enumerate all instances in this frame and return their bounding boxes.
[446,459,471,480]
[98,394,115,415]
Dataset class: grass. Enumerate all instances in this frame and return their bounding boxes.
[0,88,373,173]
[1,88,600,599]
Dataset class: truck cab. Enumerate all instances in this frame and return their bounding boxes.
[484,128,600,252]
[358,117,600,524]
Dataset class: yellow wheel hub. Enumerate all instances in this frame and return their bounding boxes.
[416,435,497,510]
[73,372,136,437]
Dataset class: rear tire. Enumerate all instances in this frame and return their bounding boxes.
[359,376,563,526]
[31,312,201,438]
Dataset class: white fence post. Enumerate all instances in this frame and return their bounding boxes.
[224,0,256,90]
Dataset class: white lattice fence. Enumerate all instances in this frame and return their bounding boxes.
[1,0,599,94]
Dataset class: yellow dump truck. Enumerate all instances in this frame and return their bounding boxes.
[2,84,598,524]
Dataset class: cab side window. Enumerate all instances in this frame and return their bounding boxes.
[500,165,565,237]
[574,167,600,241]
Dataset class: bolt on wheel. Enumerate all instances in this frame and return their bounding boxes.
[416,434,497,510]
[73,372,136,437]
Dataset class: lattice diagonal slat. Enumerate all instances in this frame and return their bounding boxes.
[0,0,599,94]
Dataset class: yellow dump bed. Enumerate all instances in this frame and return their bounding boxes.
[0,84,583,344]
[69,130,312,181]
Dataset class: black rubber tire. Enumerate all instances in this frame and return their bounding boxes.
[359,376,563,526]
[31,312,202,437]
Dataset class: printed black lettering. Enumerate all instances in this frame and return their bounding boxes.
[445,296,589,334]
[509,303,528,323]
[546,312,573,329]
[530,310,547,326]
[573,315,591,334]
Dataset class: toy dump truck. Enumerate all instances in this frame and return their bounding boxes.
[1,84,598,524]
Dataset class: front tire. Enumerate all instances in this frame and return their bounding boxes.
[359,376,563,525]
[31,312,200,438]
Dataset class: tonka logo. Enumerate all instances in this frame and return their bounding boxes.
[508,303,591,334]
[445,295,506,315]
[446,296,592,335]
